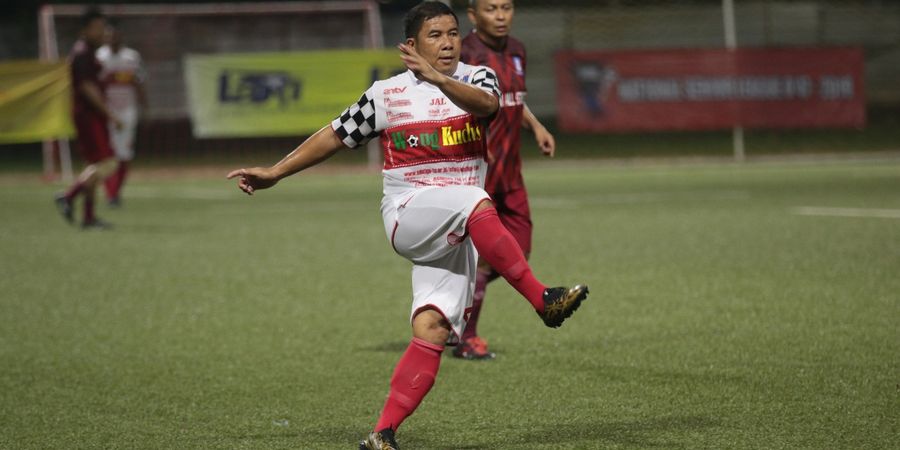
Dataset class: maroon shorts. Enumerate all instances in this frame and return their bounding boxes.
[74,115,114,164]
[490,184,533,255]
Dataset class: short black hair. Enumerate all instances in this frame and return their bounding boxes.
[403,1,458,39]
[80,6,105,29]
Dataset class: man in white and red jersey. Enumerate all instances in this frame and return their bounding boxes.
[97,24,146,207]
[454,0,558,360]
[227,3,587,449]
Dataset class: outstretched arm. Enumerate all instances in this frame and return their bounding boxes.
[522,103,555,157]
[226,125,345,195]
[398,43,498,118]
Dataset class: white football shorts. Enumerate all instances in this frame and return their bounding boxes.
[381,185,490,344]
[108,107,138,161]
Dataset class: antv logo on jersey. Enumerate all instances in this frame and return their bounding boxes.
[390,120,483,151]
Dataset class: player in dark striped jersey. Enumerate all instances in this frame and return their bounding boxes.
[456,0,557,360]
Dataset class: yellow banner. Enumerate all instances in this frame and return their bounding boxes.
[184,49,406,138]
[0,60,74,143]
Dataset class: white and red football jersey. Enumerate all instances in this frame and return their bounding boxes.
[331,62,500,197]
[96,46,145,113]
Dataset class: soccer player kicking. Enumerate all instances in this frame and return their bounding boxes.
[55,7,122,229]
[455,0,558,360]
[227,3,587,449]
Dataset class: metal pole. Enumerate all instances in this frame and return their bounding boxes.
[722,0,744,162]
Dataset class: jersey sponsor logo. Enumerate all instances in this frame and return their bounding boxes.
[385,97,412,108]
[109,71,136,84]
[391,130,440,150]
[441,121,482,146]
[383,86,407,95]
[499,91,526,107]
[387,111,414,123]
[429,98,447,106]
[218,70,301,107]
[428,106,452,118]
[512,56,524,76]
[388,118,483,150]
[382,115,486,169]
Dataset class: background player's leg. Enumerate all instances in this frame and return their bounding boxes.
[466,201,546,313]
[82,185,97,225]
[460,190,532,356]
[374,309,447,433]
[105,161,127,204]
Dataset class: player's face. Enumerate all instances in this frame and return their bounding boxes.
[468,0,514,40]
[83,18,107,47]
[409,15,461,76]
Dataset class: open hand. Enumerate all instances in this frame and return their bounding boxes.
[398,43,442,85]
[226,167,279,195]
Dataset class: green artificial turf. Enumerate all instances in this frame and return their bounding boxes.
[1,159,898,449]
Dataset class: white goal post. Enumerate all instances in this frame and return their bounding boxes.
[38,1,385,180]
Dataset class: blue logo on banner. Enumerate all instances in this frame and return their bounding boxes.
[219,70,302,107]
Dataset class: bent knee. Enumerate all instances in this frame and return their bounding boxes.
[412,308,451,345]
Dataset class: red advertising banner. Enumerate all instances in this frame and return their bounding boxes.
[555,48,865,132]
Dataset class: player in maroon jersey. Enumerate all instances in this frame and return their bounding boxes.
[455,0,557,359]
[55,7,123,229]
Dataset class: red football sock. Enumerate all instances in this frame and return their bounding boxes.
[467,206,546,313]
[63,180,85,201]
[83,191,95,224]
[105,161,128,200]
[374,338,443,432]
[117,161,129,196]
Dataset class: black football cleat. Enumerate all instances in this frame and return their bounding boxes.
[81,218,113,230]
[54,194,74,225]
[539,285,589,328]
[359,428,399,450]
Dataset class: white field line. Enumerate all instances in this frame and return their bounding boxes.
[792,206,900,220]
[531,190,750,208]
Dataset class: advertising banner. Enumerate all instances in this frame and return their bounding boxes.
[0,60,74,144]
[555,48,865,132]
[184,49,406,138]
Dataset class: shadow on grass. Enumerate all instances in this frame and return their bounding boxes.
[364,341,412,353]
[410,414,720,449]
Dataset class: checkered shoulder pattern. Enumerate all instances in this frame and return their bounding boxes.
[332,89,379,149]
[469,66,501,99]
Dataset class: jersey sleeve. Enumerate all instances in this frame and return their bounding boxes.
[469,66,501,99]
[331,87,380,149]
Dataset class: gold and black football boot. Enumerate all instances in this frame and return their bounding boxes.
[539,285,589,328]
[359,428,399,450]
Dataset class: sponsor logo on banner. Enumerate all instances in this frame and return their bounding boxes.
[555,48,865,131]
[218,70,302,107]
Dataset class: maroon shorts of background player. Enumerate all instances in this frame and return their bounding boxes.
[491,184,533,255]
[74,115,114,164]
